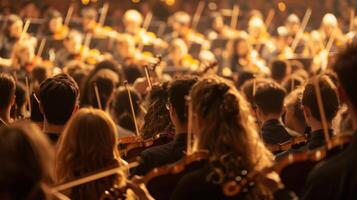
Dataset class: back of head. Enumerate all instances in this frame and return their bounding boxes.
[302,75,339,122]
[271,60,290,83]
[39,73,79,125]
[190,76,272,179]
[110,86,141,132]
[142,83,174,139]
[254,80,286,115]
[333,42,357,109]
[56,108,122,199]
[122,64,143,84]
[285,88,307,132]
[0,122,53,200]
[0,73,16,110]
[168,76,198,124]
[11,82,27,118]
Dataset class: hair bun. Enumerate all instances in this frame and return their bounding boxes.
[221,93,239,119]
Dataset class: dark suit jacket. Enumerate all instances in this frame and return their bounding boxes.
[133,133,187,176]
[261,119,294,145]
[302,132,357,200]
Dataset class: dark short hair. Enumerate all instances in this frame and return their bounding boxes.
[168,76,198,124]
[302,75,339,122]
[333,42,357,107]
[0,73,16,109]
[122,64,143,84]
[271,60,290,83]
[254,80,286,115]
[39,74,79,125]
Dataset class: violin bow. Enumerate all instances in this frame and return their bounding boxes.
[144,55,162,90]
[124,81,140,136]
[291,8,312,53]
[312,76,331,145]
[230,4,240,30]
[186,96,194,156]
[25,76,32,114]
[191,1,205,31]
[144,65,153,90]
[64,4,74,27]
[51,162,139,193]
[137,11,153,52]
[98,3,110,27]
[19,19,31,42]
[36,38,46,58]
[93,82,102,110]
[265,9,275,30]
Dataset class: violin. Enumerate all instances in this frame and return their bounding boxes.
[266,135,308,153]
[119,132,174,162]
[102,150,209,200]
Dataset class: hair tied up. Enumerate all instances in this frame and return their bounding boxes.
[215,83,230,96]
[220,93,240,120]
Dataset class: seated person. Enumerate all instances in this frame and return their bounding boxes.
[133,76,197,176]
[284,88,307,135]
[254,80,297,145]
[38,73,79,143]
[300,74,339,150]
[0,73,16,126]
[302,41,357,200]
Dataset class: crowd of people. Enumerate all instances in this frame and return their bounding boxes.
[0,1,357,200]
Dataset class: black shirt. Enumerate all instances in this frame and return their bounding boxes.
[261,119,294,145]
[133,133,187,176]
[302,132,357,200]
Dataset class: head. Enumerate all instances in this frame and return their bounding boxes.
[282,75,304,94]
[271,60,291,84]
[123,9,143,35]
[190,76,272,170]
[0,73,16,112]
[80,60,121,107]
[142,82,174,139]
[6,15,23,39]
[285,14,300,35]
[45,10,63,34]
[233,38,250,57]
[171,11,191,35]
[333,42,357,127]
[284,88,307,134]
[81,7,98,31]
[248,16,266,38]
[321,13,338,37]
[0,122,53,199]
[302,75,339,127]
[64,30,83,54]
[254,81,286,122]
[110,86,141,132]
[39,73,79,126]
[32,66,49,92]
[167,76,198,130]
[88,69,119,110]
[122,64,143,84]
[56,108,123,199]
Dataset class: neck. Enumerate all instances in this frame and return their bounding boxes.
[43,120,64,135]
[0,107,12,123]
[261,113,281,124]
[175,123,188,134]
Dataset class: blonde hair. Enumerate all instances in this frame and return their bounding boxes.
[55,108,124,199]
[190,76,274,199]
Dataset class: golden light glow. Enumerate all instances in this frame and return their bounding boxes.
[166,0,175,6]
[132,0,141,3]
[278,2,286,12]
[208,2,217,10]
[81,0,90,5]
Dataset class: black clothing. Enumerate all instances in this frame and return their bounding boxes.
[302,132,357,200]
[261,119,294,145]
[172,162,297,200]
[133,133,187,176]
[45,132,60,144]
[0,36,17,59]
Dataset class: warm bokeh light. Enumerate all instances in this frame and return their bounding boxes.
[278,2,287,12]
[165,0,175,6]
